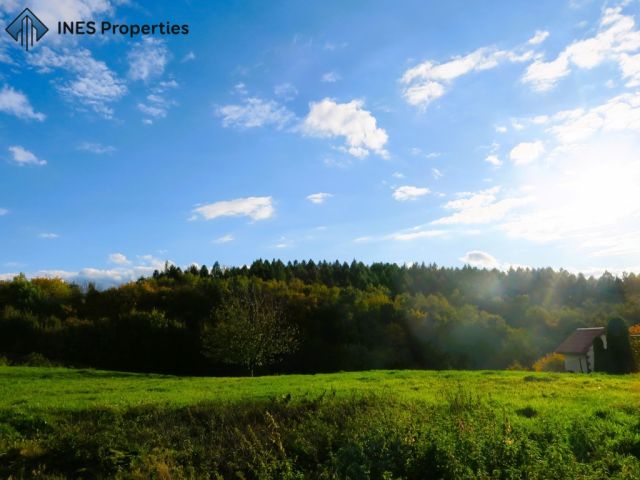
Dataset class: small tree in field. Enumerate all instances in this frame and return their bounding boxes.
[202,283,299,376]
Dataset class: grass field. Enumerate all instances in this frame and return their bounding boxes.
[1,367,640,478]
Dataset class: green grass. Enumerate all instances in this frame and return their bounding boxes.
[1,367,639,479]
[3,367,638,411]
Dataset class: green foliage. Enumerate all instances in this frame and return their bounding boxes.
[202,282,299,375]
[605,317,635,374]
[1,262,639,375]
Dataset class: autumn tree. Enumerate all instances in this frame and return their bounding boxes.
[202,282,299,376]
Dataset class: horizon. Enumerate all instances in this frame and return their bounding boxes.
[1,0,640,285]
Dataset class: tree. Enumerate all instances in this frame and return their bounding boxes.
[202,282,299,376]
[606,317,634,374]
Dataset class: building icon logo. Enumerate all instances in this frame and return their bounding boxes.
[5,8,48,51]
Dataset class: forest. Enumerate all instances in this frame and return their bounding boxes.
[1,260,639,375]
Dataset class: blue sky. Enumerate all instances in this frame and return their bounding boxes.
[1,0,640,285]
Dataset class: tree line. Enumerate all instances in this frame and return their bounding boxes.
[0,260,639,375]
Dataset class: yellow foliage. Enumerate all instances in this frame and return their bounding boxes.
[532,353,565,372]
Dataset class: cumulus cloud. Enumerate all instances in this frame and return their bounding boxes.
[544,92,640,146]
[0,85,46,121]
[509,141,545,165]
[432,186,531,225]
[528,30,550,45]
[28,47,127,118]
[191,196,275,221]
[217,97,294,129]
[108,253,131,265]
[0,255,172,288]
[459,250,500,269]
[306,192,333,204]
[128,39,169,82]
[401,45,534,107]
[392,185,430,201]
[8,146,46,166]
[485,154,503,166]
[522,7,640,91]
[303,98,389,158]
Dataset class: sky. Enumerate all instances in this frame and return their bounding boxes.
[0,0,640,286]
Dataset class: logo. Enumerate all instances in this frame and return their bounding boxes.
[5,8,49,52]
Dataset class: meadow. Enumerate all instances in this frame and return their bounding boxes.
[1,367,639,479]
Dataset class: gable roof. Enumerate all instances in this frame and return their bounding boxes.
[555,327,605,355]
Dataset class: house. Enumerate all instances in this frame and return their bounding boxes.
[555,327,607,373]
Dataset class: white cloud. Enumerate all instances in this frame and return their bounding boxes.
[495,125,507,133]
[392,172,405,179]
[77,142,115,154]
[303,98,389,158]
[509,141,545,165]
[181,51,196,63]
[522,7,640,91]
[0,208,8,216]
[274,83,298,101]
[8,146,46,166]
[390,229,446,241]
[432,168,443,179]
[217,97,294,129]
[500,138,640,252]
[191,196,275,221]
[137,102,167,119]
[322,71,341,83]
[0,85,46,121]
[128,38,169,82]
[38,233,59,239]
[214,234,234,244]
[306,192,333,204]
[485,154,503,166]
[0,255,174,288]
[432,186,531,225]
[392,185,430,201]
[459,250,500,268]
[108,253,131,265]
[28,47,127,118]
[401,45,534,107]
[528,30,550,45]
[544,92,640,146]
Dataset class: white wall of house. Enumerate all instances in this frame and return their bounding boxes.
[564,354,588,373]
[564,334,606,373]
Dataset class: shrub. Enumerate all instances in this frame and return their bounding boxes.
[532,353,565,372]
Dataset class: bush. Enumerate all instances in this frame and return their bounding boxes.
[19,352,57,367]
[532,353,565,372]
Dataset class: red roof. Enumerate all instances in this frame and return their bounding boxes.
[555,327,605,355]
